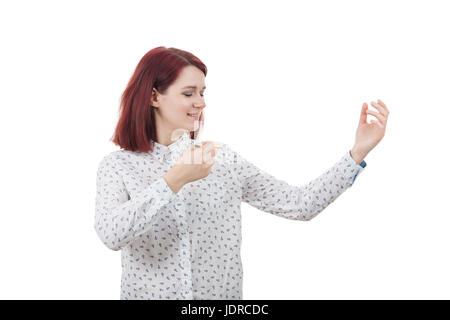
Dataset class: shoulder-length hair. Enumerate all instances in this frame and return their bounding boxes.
[110,46,207,152]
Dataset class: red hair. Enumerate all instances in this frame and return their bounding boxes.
[110,46,207,152]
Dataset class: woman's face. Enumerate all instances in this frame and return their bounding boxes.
[152,65,206,138]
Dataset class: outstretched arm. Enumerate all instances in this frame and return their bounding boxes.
[225,144,366,221]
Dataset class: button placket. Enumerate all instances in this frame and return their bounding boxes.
[162,151,171,164]
[175,190,193,298]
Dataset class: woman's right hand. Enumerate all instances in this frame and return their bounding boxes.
[163,142,216,193]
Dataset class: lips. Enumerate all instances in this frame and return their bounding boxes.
[187,112,201,120]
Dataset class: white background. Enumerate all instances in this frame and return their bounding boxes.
[1,0,449,299]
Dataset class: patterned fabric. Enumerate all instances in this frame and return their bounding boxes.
[95,131,366,300]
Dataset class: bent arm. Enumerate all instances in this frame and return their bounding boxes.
[94,155,177,251]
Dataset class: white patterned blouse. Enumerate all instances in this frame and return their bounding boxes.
[94,131,366,300]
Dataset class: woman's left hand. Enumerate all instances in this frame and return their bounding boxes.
[350,99,390,164]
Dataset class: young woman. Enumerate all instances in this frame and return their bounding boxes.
[95,46,389,300]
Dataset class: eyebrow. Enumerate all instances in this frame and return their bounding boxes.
[182,85,206,89]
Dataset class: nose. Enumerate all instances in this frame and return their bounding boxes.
[194,102,206,110]
[193,93,206,109]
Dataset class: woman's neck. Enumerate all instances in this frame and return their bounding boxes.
[156,127,188,146]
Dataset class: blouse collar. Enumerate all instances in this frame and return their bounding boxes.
[151,130,193,164]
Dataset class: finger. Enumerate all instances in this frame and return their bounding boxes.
[195,141,214,160]
[370,101,388,117]
[202,141,215,152]
[203,149,215,164]
[203,146,216,160]
[360,103,368,125]
[193,145,205,164]
[179,146,195,164]
[366,108,387,126]
[377,99,389,114]
[200,110,205,131]
[191,145,200,164]
[199,141,211,154]
[194,111,204,139]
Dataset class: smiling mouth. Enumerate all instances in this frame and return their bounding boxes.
[187,112,200,119]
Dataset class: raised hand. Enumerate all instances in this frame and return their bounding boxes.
[350,99,390,163]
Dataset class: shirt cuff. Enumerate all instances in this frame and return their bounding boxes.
[347,150,367,184]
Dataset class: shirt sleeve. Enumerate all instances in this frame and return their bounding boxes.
[225,145,366,221]
[352,154,367,184]
[94,154,178,251]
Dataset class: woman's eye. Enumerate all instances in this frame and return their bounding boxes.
[184,93,204,97]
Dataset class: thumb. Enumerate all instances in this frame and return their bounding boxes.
[202,141,211,147]
[201,141,215,153]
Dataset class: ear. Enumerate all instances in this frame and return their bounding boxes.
[151,87,160,108]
